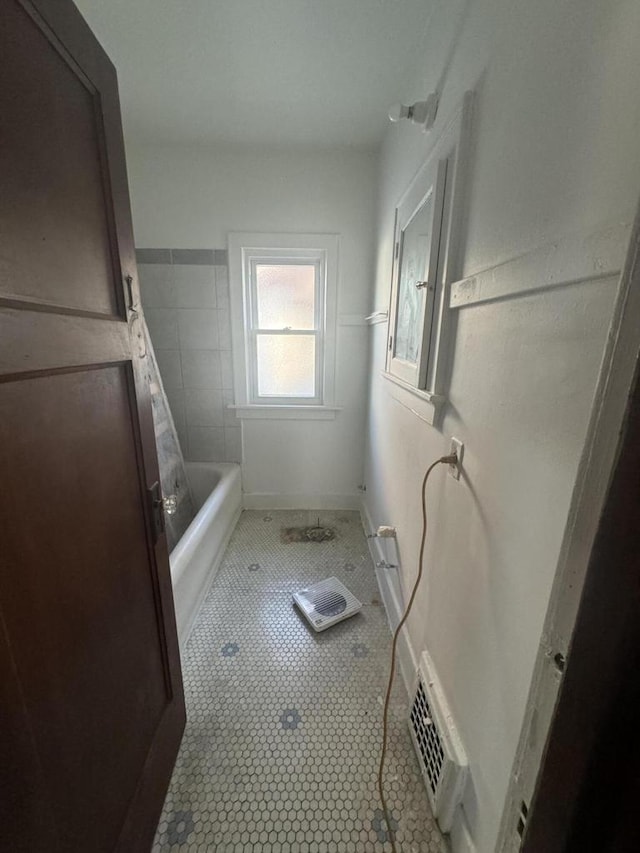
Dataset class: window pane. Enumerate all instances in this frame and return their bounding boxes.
[255,264,315,330]
[256,334,316,397]
[395,193,433,363]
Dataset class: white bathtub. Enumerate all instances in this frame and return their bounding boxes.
[170,462,242,648]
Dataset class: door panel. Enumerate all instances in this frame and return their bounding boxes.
[1,0,119,316]
[0,2,185,851]
[0,618,60,853]
[0,366,170,852]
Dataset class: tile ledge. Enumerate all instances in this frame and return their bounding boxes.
[228,404,342,421]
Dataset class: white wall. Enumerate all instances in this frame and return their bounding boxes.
[126,143,378,506]
[364,0,640,851]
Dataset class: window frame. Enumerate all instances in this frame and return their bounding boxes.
[228,233,339,419]
[247,252,324,405]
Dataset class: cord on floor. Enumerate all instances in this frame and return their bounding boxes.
[377,453,457,853]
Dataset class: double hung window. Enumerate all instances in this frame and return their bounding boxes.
[229,233,338,417]
[248,254,324,404]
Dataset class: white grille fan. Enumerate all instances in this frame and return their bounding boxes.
[293,577,362,632]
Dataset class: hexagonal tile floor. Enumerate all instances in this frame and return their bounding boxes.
[153,510,446,852]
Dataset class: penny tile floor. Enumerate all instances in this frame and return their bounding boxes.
[153,510,446,852]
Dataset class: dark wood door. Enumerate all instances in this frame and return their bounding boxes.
[521,357,640,853]
[0,2,185,851]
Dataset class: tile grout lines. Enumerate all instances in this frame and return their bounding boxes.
[154,510,445,853]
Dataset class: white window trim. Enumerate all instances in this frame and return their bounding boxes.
[384,91,474,426]
[228,232,339,420]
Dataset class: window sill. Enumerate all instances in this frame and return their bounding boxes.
[228,404,342,421]
[380,371,444,426]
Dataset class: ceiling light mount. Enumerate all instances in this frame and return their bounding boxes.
[388,93,439,131]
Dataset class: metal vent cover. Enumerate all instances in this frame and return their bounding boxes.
[411,680,446,796]
[409,652,469,832]
[293,577,362,632]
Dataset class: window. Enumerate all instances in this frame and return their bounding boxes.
[249,258,322,404]
[228,233,338,418]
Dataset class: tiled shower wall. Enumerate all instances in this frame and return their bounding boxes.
[142,321,195,552]
[137,248,240,464]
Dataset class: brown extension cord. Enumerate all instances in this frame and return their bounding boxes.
[377,454,457,853]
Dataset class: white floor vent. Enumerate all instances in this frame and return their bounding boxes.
[409,651,468,832]
[293,577,362,632]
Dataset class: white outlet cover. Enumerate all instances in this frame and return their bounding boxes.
[449,438,464,480]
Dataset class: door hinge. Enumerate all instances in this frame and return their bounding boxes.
[147,481,165,543]
[125,274,138,315]
[394,241,399,259]
[388,335,393,351]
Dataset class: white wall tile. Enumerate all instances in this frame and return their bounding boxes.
[222,389,237,426]
[155,349,183,390]
[217,309,232,350]
[139,257,238,464]
[165,387,186,431]
[220,350,234,390]
[181,350,222,389]
[188,426,225,462]
[173,264,217,308]
[185,389,224,427]
[178,309,219,349]
[145,308,179,349]
[174,416,189,458]
[138,264,175,307]
[224,426,242,463]
[215,266,230,311]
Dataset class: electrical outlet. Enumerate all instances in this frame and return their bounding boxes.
[449,437,464,480]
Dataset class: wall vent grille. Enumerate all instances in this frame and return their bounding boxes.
[410,680,446,796]
[409,652,469,832]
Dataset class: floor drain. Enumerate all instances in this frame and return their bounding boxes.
[282,525,336,543]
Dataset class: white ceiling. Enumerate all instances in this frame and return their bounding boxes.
[74,0,432,149]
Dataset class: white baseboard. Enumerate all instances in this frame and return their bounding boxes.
[242,492,362,510]
[360,499,418,696]
[450,807,477,853]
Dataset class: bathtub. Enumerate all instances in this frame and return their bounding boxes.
[170,462,242,649]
